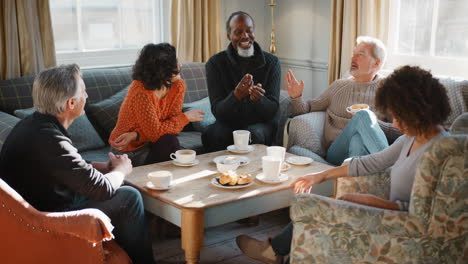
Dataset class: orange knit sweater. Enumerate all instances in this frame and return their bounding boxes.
[109,79,189,152]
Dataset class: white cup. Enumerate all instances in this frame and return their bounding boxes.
[266,146,286,161]
[346,103,369,114]
[148,170,173,189]
[170,149,196,164]
[262,156,282,181]
[233,130,250,151]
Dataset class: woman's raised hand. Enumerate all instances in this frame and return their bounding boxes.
[290,171,327,194]
[110,131,138,151]
[184,109,205,122]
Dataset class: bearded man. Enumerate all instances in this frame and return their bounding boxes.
[202,11,281,152]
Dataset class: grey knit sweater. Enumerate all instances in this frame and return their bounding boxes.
[290,76,400,149]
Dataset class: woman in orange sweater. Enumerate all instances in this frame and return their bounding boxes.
[109,43,204,166]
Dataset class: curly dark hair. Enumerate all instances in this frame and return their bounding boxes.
[375,65,451,135]
[226,11,255,34]
[132,43,179,91]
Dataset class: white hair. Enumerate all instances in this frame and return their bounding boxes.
[357,36,387,69]
[237,45,254,58]
[32,64,82,115]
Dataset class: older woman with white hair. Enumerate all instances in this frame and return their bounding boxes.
[285,36,400,166]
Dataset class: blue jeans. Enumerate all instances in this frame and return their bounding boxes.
[326,110,389,165]
[70,186,155,264]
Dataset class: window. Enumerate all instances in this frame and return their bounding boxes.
[386,0,468,78]
[50,0,165,68]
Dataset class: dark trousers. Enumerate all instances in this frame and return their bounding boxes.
[70,186,155,264]
[271,222,293,256]
[125,134,181,166]
[201,121,274,152]
[144,134,181,164]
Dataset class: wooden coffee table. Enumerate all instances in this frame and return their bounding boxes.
[125,144,334,264]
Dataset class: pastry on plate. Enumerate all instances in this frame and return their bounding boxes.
[237,173,252,185]
[220,170,238,185]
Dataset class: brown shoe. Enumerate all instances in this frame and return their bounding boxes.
[236,235,283,264]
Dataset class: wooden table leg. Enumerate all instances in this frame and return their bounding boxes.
[181,208,204,264]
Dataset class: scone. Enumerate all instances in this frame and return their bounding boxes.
[219,170,238,185]
[237,173,252,185]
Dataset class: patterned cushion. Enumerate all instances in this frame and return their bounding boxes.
[0,112,20,151]
[438,77,468,126]
[13,108,105,152]
[450,112,468,134]
[180,63,208,103]
[86,87,129,139]
[81,66,132,104]
[0,76,35,114]
[182,97,215,132]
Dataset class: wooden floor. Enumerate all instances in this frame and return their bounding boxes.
[150,208,290,264]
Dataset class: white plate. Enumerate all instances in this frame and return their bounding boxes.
[213,155,250,166]
[281,162,291,172]
[256,173,288,184]
[172,159,200,167]
[145,181,174,191]
[227,145,255,154]
[210,177,253,189]
[286,156,313,166]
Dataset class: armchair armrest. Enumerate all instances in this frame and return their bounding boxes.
[1,178,114,243]
[290,194,426,237]
[272,90,291,146]
[334,170,391,200]
[287,112,326,157]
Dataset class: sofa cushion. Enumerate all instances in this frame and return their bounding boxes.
[0,112,20,151]
[81,66,132,104]
[438,77,468,126]
[177,131,204,153]
[86,87,129,139]
[179,63,209,103]
[14,108,105,152]
[182,97,215,132]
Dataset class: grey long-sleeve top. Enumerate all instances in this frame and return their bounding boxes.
[348,131,449,210]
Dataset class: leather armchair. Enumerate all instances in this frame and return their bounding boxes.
[0,178,131,264]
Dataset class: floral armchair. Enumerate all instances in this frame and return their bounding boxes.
[0,178,131,264]
[289,134,467,263]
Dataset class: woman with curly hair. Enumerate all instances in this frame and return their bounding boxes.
[236,65,451,263]
[109,43,204,166]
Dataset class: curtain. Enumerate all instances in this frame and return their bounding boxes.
[328,0,389,84]
[171,0,221,63]
[0,0,56,80]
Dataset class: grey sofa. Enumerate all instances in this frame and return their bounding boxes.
[286,75,468,165]
[0,63,290,163]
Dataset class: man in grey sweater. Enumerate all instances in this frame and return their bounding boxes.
[286,36,400,165]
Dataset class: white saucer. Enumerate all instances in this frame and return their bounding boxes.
[213,155,250,166]
[211,177,253,189]
[256,173,288,184]
[172,159,199,167]
[146,181,174,191]
[227,145,255,154]
[281,162,291,172]
[286,156,313,166]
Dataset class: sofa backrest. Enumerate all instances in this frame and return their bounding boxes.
[409,135,467,239]
[0,63,208,115]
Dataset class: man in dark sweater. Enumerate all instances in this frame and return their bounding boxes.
[202,11,281,152]
[0,64,155,264]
